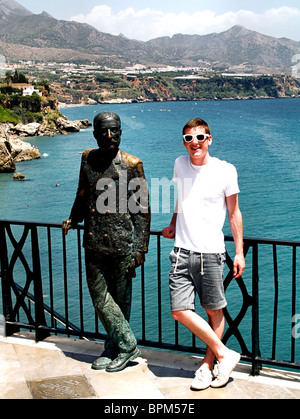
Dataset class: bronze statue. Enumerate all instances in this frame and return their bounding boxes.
[62,111,151,372]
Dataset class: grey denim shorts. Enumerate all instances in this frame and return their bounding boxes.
[169,247,227,312]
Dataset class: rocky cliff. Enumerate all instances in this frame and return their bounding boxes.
[0,116,91,173]
[0,133,16,172]
[0,124,40,172]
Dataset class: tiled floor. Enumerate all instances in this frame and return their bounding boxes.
[1,332,300,399]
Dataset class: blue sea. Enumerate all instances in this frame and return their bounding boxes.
[0,98,299,363]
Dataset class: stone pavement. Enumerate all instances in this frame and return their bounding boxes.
[0,332,300,400]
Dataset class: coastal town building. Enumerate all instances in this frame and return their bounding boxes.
[10,83,42,96]
[0,82,42,97]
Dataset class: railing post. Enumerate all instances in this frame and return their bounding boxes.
[157,234,162,345]
[251,243,261,375]
[31,226,50,342]
[291,245,297,363]
[0,222,19,336]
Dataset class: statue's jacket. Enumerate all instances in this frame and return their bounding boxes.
[70,148,151,256]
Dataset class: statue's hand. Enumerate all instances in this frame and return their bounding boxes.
[134,252,145,268]
[128,252,145,279]
[62,219,72,236]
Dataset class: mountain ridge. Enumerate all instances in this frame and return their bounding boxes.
[0,0,31,19]
[0,0,299,74]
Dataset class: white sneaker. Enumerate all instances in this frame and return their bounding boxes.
[211,350,241,388]
[191,366,213,390]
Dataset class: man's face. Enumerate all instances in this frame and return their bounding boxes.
[183,126,212,165]
[94,117,122,152]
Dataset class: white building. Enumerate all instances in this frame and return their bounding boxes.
[11,84,42,96]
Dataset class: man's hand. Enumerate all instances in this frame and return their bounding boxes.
[62,219,72,236]
[162,225,176,239]
[233,254,246,279]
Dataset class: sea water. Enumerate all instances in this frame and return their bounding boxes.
[0,98,299,361]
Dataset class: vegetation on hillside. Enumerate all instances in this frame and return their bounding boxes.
[0,106,20,124]
[0,71,59,125]
[48,71,300,104]
[1,68,299,124]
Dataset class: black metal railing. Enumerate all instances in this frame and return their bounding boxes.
[0,219,299,375]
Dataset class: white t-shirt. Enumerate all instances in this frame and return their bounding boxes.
[173,156,240,253]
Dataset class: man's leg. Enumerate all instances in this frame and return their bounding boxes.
[172,310,227,361]
[172,309,240,387]
[202,309,225,370]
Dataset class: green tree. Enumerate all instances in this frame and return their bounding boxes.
[12,70,28,84]
[3,71,13,86]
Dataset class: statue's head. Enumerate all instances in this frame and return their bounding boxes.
[93,112,122,153]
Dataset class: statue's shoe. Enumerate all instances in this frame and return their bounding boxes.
[91,348,117,370]
[91,355,112,370]
[105,348,141,373]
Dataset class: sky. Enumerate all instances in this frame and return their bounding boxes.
[16,0,300,42]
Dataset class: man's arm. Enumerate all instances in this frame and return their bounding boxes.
[226,194,245,279]
[162,201,178,239]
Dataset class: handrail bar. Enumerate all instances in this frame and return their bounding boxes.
[0,219,299,247]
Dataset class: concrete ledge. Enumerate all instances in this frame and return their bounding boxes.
[1,332,300,399]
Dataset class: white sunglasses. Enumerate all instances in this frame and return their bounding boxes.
[183,134,210,143]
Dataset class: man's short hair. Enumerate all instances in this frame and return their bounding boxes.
[182,118,211,135]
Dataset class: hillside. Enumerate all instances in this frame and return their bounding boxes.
[49,72,300,105]
[0,0,299,74]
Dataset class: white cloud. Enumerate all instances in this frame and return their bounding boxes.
[229,7,300,40]
[70,6,300,41]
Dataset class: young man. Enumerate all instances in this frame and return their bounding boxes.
[162,118,245,390]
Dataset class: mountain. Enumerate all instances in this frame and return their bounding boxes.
[0,0,299,74]
[0,1,148,67]
[146,26,300,73]
[0,0,31,19]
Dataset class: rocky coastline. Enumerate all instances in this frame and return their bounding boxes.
[0,116,91,173]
